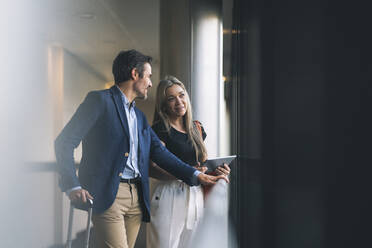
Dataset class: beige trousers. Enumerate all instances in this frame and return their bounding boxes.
[92,182,142,248]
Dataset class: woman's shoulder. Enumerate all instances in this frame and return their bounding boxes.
[152,120,166,131]
[193,120,207,139]
[152,120,169,135]
[152,120,170,142]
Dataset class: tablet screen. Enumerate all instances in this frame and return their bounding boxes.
[203,155,236,172]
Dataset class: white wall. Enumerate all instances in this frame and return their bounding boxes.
[0,39,106,248]
[59,48,108,245]
[0,1,58,247]
[0,1,158,246]
[63,49,108,161]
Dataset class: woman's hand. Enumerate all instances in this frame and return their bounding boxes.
[215,163,230,176]
[194,162,208,173]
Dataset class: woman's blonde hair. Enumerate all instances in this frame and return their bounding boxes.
[153,75,208,163]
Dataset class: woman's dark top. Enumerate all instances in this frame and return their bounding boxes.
[152,121,206,167]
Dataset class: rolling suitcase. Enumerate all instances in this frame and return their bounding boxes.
[66,199,93,248]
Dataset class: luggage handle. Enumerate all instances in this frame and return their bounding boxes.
[66,199,93,248]
[72,198,93,211]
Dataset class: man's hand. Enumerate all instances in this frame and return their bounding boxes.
[197,172,229,185]
[68,188,93,203]
[215,163,231,176]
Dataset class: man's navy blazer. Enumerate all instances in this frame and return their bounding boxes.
[55,86,197,222]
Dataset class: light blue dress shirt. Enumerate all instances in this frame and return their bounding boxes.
[117,86,141,179]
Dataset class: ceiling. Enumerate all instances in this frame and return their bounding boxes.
[43,0,160,83]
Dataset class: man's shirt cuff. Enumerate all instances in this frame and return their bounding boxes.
[65,186,82,196]
[191,170,201,186]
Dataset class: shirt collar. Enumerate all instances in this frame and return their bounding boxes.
[116,85,136,108]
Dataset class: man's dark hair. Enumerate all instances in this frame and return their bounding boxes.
[112,49,152,84]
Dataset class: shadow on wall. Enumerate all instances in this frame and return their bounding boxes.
[48,228,93,248]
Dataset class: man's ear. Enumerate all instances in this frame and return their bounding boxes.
[131,68,139,80]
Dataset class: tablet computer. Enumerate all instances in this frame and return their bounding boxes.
[203,155,237,172]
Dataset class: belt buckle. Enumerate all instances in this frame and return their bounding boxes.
[129,177,139,184]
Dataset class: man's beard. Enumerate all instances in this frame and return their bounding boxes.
[135,88,147,100]
[136,94,147,100]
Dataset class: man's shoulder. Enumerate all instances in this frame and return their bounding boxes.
[134,106,146,118]
[84,89,111,102]
[88,88,110,96]
[133,106,150,125]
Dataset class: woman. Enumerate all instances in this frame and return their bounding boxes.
[146,75,230,248]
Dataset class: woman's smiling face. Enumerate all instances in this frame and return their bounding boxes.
[165,84,188,118]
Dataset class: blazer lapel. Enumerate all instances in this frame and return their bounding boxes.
[135,108,143,136]
[110,86,130,138]
[135,107,145,171]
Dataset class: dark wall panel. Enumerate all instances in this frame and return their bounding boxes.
[229,0,372,247]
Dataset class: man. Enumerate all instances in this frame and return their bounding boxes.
[55,49,227,248]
